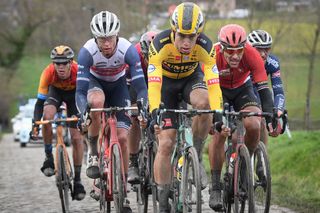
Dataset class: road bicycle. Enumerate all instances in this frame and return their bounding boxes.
[253,110,287,213]
[221,103,287,213]
[35,111,78,213]
[132,100,158,213]
[157,105,219,213]
[88,106,137,213]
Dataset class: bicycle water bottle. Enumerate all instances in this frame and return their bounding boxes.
[228,152,237,175]
[177,156,184,181]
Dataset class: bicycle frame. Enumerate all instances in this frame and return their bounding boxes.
[222,106,288,213]
[35,115,78,213]
[157,107,219,212]
[89,106,137,211]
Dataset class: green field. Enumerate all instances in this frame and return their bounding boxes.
[269,131,320,212]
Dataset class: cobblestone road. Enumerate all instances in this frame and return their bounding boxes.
[0,134,297,213]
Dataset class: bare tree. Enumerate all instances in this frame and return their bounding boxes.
[304,0,320,130]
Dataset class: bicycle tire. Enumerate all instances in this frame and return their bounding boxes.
[99,135,107,213]
[150,140,158,213]
[253,141,271,213]
[136,145,149,213]
[57,145,71,213]
[171,153,183,213]
[182,146,202,212]
[233,145,255,213]
[112,144,124,212]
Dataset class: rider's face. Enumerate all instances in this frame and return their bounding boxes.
[222,47,245,68]
[54,61,71,80]
[174,32,198,55]
[96,36,117,58]
[255,47,271,62]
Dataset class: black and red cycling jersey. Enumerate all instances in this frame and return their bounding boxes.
[215,43,268,89]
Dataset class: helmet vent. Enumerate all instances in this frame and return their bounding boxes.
[182,4,193,31]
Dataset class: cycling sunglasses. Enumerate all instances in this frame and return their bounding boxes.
[54,61,70,66]
[223,47,244,55]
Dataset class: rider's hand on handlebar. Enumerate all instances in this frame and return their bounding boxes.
[267,121,281,137]
[30,119,40,140]
[136,98,149,129]
[149,108,161,135]
[77,111,90,134]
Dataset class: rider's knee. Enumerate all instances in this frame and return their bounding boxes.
[245,118,261,134]
[158,139,174,156]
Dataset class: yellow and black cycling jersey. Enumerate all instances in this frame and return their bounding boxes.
[147,29,222,111]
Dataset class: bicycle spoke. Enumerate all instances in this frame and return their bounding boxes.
[182,147,201,212]
[254,142,271,213]
[112,144,124,212]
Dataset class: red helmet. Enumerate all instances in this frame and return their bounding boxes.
[140,30,160,58]
[218,24,247,49]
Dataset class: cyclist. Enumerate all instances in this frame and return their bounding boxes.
[127,30,160,184]
[76,11,148,211]
[208,24,278,211]
[147,2,222,212]
[30,45,86,201]
[248,29,286,143]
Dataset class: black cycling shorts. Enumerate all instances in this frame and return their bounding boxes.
[221,80,259,112]
[44,86,78,128]
[160,66,207,130]
[88,75,131,130]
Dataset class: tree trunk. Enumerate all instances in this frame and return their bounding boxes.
[304,27,319,130]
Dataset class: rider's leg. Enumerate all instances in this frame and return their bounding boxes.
[70,128,86,200]
[117,128,130,177]
[128,114,141,184]
[154,129,176,212]
[190,87,211,189]
[260,119,268,145]
[243,105,261,155]
[86,89,105,178]
[41,104,57,176]
[208,132,226,210]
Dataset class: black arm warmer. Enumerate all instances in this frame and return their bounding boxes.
[258,88,274,124]
[33,98,45,122]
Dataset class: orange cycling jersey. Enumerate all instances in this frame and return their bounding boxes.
[37,62,78,100]
[147,29,222,111]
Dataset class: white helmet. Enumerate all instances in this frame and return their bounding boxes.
[90,11,120,38]
[247,30,272,48]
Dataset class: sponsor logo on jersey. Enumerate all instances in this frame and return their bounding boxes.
[148,76,161,83]
[78,64,84,69]
[160,37,170,43]
[272,70,281,77]
[207,78,219,85]
[219,68,231,76]
[212,65,219,74]
[198,37,207,45]
[148,64,156,73]
[183,55,189,60]
[163,118,173,127]
[149,45,156,57]
[175,56,181,60]
[135,61,142,72]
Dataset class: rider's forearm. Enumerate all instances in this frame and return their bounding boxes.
[258,87,274,114]
[75,80,89,114]
[34,98,45,121]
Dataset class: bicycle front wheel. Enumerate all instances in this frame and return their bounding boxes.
[253,141,271,213]
[57,145,71,213]
[112,144,125,212]
[136,148,149,213]
[99,135,107,213]
[182,146,202,212]
[234,145,255,213]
